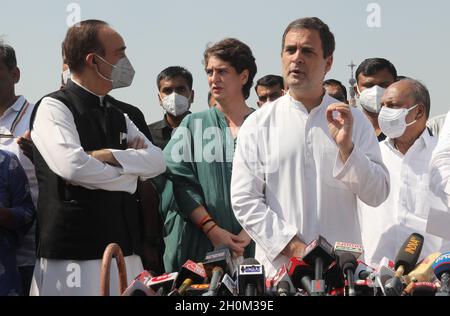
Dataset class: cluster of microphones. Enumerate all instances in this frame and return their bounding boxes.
[122,233,450,296]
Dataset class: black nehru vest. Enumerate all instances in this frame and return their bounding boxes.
[30,80,141,260]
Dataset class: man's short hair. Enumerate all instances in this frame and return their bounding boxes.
[157,66,193,91]
[203,38,257,100]
[255,75,284,93]
[63,19,109,73]
[355,58,397,83]
[282,17,335,58]
[324,79,348,102]
[402,78,431,119]
[0,41,17,70]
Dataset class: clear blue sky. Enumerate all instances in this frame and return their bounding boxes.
[2,0,449,123]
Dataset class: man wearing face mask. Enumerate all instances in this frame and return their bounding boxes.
[358,78,450,267]
[61,46,164,276]
[354,58,397,142]
[148,66,194,273]
[29,20,166,296]
[148,66,194,150]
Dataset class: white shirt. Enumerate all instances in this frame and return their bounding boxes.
[0,96,37,204]
[30,80,166,295]
[430,111,450,207]
[31,81,166,193]
[427,113,447,137]
[359,129,449,267]
[0,95,37,266]
[231,93,389,276]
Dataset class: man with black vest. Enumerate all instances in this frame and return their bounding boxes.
[29,20,166,296]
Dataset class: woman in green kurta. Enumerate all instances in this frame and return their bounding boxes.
[162,38,257,268]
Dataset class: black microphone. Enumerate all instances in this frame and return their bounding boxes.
[276,281,291,296]
[302,236,335,296]
[336,252,358,296]
[237,258,265,296]
[385,233,424,296]
[272,264,295,296]
[203,246,233,276]
[287,257,314,295]
[323,261,345,295]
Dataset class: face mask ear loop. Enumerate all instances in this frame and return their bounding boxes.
[405,104,419,127]
[94,54,115,83]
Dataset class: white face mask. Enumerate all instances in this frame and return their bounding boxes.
[357,85,386,113]
[379,104,419,139]
[62,69,71,86]
[94,54,135,89]
[160,92,190,117]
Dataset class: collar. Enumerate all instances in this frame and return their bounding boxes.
[386,127,433,152]
[288,91,330,114]
[11,96,26,112]
[65,79,106,107]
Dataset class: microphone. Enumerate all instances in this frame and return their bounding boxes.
[333,242,364,259]
[276,281,291,296]
[203,266,224,296]
[336,252,358,296]
[272,264,295,296]
[121,271,157,296]
[186,284,211,296]
[385,233,424,296]
[354,261,375,281]
[202,246,232,296]
[334,242,364,297]
[203,246,233,276]
[217,273,238,296]
[302,236,335,296]
[173,260,207,296]
[146,272,178,295]
[432,252,450,296]
[323,261,345,295]
[237,258,266,296]
[287,257,314,295]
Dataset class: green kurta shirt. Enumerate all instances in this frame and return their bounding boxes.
[163,107,255,269]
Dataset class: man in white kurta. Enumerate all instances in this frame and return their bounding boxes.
[29,21,166,296]
[359,79,450,268]
[430,111,450,208]
[231,18,389,277]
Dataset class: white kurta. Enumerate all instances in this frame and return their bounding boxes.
[359,130,450,268]
[231,93,389,277]
[430,111,450,207]
[0,96,38,267]
[30,80,166,296]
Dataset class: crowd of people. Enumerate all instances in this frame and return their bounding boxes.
[0,16,449,296]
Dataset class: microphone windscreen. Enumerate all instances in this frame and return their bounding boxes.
[394,233,424,274]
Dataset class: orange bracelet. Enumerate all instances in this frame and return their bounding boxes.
[197,215,211,229]
[205,223,218,236]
